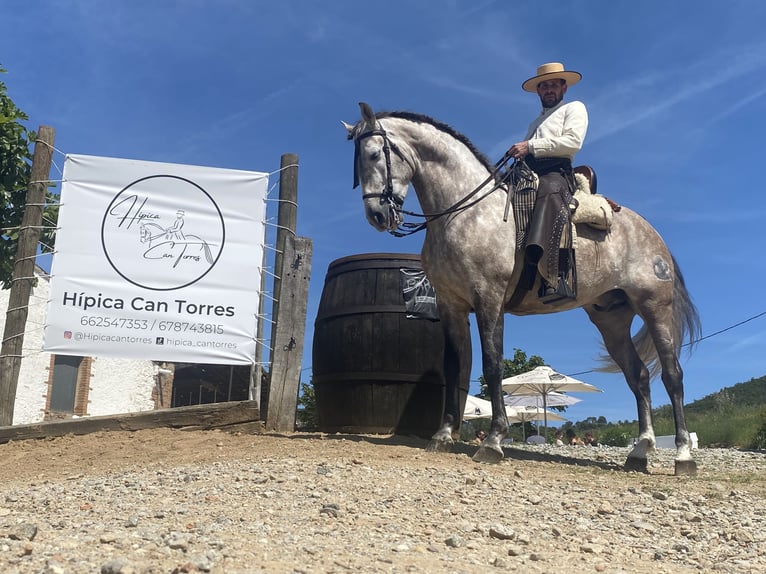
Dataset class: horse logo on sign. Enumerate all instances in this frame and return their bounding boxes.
[101,174,225,291]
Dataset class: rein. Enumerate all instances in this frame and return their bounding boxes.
[354,126,523,237]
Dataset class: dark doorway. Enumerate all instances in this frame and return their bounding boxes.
[49,355,83,413]
[171,364,251,407]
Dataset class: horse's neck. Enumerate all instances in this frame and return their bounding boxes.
[394,121,494,216]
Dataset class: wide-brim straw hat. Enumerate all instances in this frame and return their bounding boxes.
[522,62,582,92]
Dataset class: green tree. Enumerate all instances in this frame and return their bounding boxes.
[297,380,318,431]
[477,348,545,398]
[0,66,58,288]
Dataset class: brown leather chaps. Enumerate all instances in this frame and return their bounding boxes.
[523,156,575,287]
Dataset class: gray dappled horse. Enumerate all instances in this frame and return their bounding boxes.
[344,103,701,476]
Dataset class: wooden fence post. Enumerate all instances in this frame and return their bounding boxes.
[266,235,312,431]
[0,126,56,426]
[263,153,298,419]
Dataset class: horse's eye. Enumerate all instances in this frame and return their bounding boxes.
[370,150,381,161]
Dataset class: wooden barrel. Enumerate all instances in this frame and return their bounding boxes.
[312,253,464,438]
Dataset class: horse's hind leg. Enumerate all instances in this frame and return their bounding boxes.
[427,305,471,454]
[585,305,655,473]
[638,302,697,476]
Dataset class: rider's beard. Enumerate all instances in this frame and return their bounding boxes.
[541,92,563,108]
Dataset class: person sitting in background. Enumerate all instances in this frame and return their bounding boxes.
[473,430,487,445]
[526,434,547,445]
[583,431,600,447]
[554,430,565,446]
[565,428,582,445]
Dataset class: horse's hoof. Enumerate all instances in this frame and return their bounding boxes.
[624,456,649,473]
[675,459,698,477]
[472,445,504,464]
[426,439,453,453]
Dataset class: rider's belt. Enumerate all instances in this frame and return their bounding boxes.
[525,156,572,175]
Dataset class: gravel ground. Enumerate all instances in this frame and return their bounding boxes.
[1,428,765,574]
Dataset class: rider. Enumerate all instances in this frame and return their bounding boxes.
[507,62,588,302]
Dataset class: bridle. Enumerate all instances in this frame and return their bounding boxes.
[353,124,523,237]
[353,127,407,231]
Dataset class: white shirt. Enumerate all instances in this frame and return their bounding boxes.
[525,100,588,161]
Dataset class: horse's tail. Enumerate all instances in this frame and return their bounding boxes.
[600,255,702,378]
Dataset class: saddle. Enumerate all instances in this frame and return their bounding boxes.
[573,165,598,195]
[571,165,621,231]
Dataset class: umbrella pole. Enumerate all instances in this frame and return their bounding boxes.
[543,393,549,441]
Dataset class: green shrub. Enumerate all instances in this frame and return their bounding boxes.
[598,424,638,447]
[747,409,766,450]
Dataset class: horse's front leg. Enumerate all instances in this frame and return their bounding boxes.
[472,304,507,464]
[427,307,471,453]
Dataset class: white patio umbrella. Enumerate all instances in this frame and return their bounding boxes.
[507,406,567,440]
[504,390,582,409]
[463,395,518,421]
[502,366,601,435]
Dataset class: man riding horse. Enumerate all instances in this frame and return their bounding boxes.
[507,62,588,303]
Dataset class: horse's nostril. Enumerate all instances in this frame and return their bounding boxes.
[373,212,385,226]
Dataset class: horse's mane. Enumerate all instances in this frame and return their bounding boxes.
[367,110,495,172]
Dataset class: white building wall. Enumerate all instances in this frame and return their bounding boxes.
[1,272,52,425]
[88,357,157,415]
[2,270,157,425]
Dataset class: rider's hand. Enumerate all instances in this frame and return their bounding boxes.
[507,141,529,159]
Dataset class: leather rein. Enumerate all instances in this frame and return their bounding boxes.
[354,126,517,237]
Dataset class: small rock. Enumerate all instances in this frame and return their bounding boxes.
[43,561,67,574]
[507,546,523,557]
[100,532,117,544]
[445,536,464,548]
[652,491,669,501]
[630,521,656,532]
[489,525,515,540]
[166,533,189,551]
[100,557,137,574]
[8,523,37,541]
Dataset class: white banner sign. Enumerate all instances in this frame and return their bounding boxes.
[43,154,268,365]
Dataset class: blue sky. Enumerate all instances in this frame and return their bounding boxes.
[3,0,765,424]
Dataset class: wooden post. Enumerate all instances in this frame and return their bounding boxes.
[0,126,56,426]
[266,153,298,418]
[266,235,312,431]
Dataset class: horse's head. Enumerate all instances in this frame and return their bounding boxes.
[343,102,412,233]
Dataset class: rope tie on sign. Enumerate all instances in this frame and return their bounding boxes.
[269,163,299,176]
[265,198,299,208]
[33,138,67,157]
[265,222,297,237]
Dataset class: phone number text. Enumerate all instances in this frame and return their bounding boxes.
[79,316,225,334]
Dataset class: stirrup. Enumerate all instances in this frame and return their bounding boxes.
[538,275,575,304]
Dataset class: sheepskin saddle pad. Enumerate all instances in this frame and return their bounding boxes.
[571,173,620,231]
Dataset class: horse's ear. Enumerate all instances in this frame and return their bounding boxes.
[359,102,376,126]
[341,120,355,140]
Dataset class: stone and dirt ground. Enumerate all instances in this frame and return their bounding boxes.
[1,428,765,573]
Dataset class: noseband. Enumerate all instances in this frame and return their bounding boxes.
[353,128,407,226]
